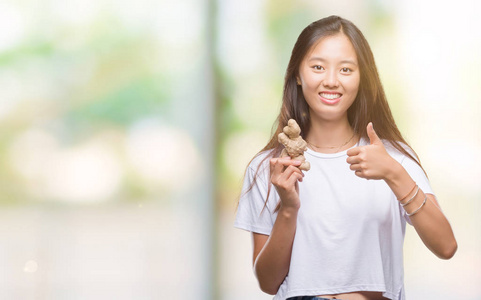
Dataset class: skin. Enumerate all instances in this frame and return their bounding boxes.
[252,33,457,299]
[299,34,360,128]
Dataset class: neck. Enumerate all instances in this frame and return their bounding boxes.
[306,116,357,153]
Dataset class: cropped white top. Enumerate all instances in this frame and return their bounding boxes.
[235,138,434,300]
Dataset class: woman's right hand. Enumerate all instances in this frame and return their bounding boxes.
[269,157,304,209]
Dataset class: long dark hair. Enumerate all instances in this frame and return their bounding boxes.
[241,15,424,211]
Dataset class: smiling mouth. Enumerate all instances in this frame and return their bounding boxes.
[319,92,342,99]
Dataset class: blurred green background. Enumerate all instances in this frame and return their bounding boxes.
[0,0,479,299]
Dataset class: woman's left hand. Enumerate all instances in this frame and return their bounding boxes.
[346,122,397,180]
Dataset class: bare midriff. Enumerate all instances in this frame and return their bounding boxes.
[316,291,388,300]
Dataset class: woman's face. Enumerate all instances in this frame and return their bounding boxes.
[297,33,360,123]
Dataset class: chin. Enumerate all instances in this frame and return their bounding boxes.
[310,109,349,122]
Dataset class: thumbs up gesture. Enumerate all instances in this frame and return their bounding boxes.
[346,122,396,180]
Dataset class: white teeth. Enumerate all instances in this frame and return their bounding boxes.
[320,93,341,99]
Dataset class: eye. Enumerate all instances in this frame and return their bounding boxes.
[313,65,324,71]
[340,67,352,73]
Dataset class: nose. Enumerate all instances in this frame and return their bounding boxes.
[322,70,339,88]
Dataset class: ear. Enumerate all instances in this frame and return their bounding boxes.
[296,76,301,85]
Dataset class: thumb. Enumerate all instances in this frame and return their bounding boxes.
[367,122,381,145]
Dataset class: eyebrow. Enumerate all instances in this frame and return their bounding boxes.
[308,57,358,66]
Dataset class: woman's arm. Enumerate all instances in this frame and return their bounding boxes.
[253,206,298,294]
[252,157,303,294]
[347,123,457,259]
[384,163,457,259]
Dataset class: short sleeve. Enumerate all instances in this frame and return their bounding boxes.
[234,156,277,235]
[400,155,435,225]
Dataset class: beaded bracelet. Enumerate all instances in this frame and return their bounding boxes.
[406,194,427,217]
[401,185,420,207]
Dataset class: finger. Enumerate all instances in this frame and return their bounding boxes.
[274,158,288,175]
[269,158,280,174]
[270,158,287,179]
[286,171,303,186]
[278,158,302,169]
[349,163,362,171]
[367,122,381,145]
[346,156,361,164]
[346,146,361,157]
[271,158,302,179]
[274,167,302,190]
[355,170,364,178]
[280,165,304,181]
[269,158,276,173]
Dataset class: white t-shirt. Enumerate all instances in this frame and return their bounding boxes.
[234,138,434,300]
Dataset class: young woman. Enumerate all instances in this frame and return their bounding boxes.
[234,16,457,300]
